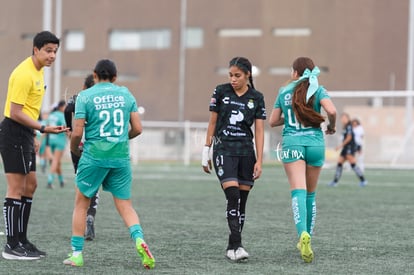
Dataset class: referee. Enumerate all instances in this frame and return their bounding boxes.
[0,31,68,260]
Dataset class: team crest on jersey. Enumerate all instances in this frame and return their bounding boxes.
[218,166,224,177]
[247,99,254,109]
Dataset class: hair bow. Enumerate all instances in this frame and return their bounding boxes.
[298,67,320,103]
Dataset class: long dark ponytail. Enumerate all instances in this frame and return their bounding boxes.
[291,57,325,127]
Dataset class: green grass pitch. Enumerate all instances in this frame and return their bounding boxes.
[0,161,413,274]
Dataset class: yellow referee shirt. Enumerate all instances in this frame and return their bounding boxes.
[4,57,45,121]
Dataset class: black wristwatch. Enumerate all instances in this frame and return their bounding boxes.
[39,125,46,133]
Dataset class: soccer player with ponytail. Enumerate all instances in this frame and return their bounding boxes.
[202,57,266,262]
[269,57,337,263]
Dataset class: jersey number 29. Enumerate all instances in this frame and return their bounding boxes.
[99,109,124,137]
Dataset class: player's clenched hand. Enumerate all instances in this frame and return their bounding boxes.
[325,125,336,135]
[253,162,262,180]
[202,145,212,174]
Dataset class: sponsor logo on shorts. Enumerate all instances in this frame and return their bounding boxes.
[80,180,92,187]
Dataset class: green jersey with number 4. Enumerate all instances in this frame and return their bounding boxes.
[74,82,138,167]
[274,82,330,147]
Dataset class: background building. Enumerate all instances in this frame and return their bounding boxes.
[0,0,412,165]
[0,0,410,120]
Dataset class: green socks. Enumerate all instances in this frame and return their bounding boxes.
[129,224,144,241]
[47,174,55,184]
[291,190,317,237]
[306,192,316,235]
[291,189,307,237]
[71,236,84,252]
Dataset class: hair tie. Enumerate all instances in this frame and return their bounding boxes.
[298,67,320,103]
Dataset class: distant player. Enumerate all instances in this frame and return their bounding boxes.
[202,57,266,262]
[46,100,67,188]
[64,74,100,241]
[37,112,52,173]
[63,59,155,269]
[329,113,367,187]
[352,118,365,172]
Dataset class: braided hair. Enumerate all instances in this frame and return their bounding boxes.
[229,57,255,89]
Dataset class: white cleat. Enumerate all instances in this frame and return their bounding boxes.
[226,247,249,262]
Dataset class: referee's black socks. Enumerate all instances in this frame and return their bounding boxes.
[19,196,33,244]
[3,198,21,248]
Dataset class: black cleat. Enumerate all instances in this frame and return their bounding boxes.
[85,215,95,241]
[21,241,46,257]
[2,244,40,260]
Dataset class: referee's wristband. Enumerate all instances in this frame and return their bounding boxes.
[39,125,46,133]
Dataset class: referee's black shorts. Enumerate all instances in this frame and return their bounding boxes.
[0,117,36,174]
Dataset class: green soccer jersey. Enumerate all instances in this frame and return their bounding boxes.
[74,82,138,167]
[274,82,330,147]
[209,83,266,156]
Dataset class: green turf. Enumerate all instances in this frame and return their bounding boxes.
[0,162,412,274]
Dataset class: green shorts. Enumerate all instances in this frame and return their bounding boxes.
[278,145,325,167]
[49,139,66,152]
[39,137,48,155]
[76,159,132,199]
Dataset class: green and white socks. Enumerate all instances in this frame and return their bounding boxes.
[291,189,317,236]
